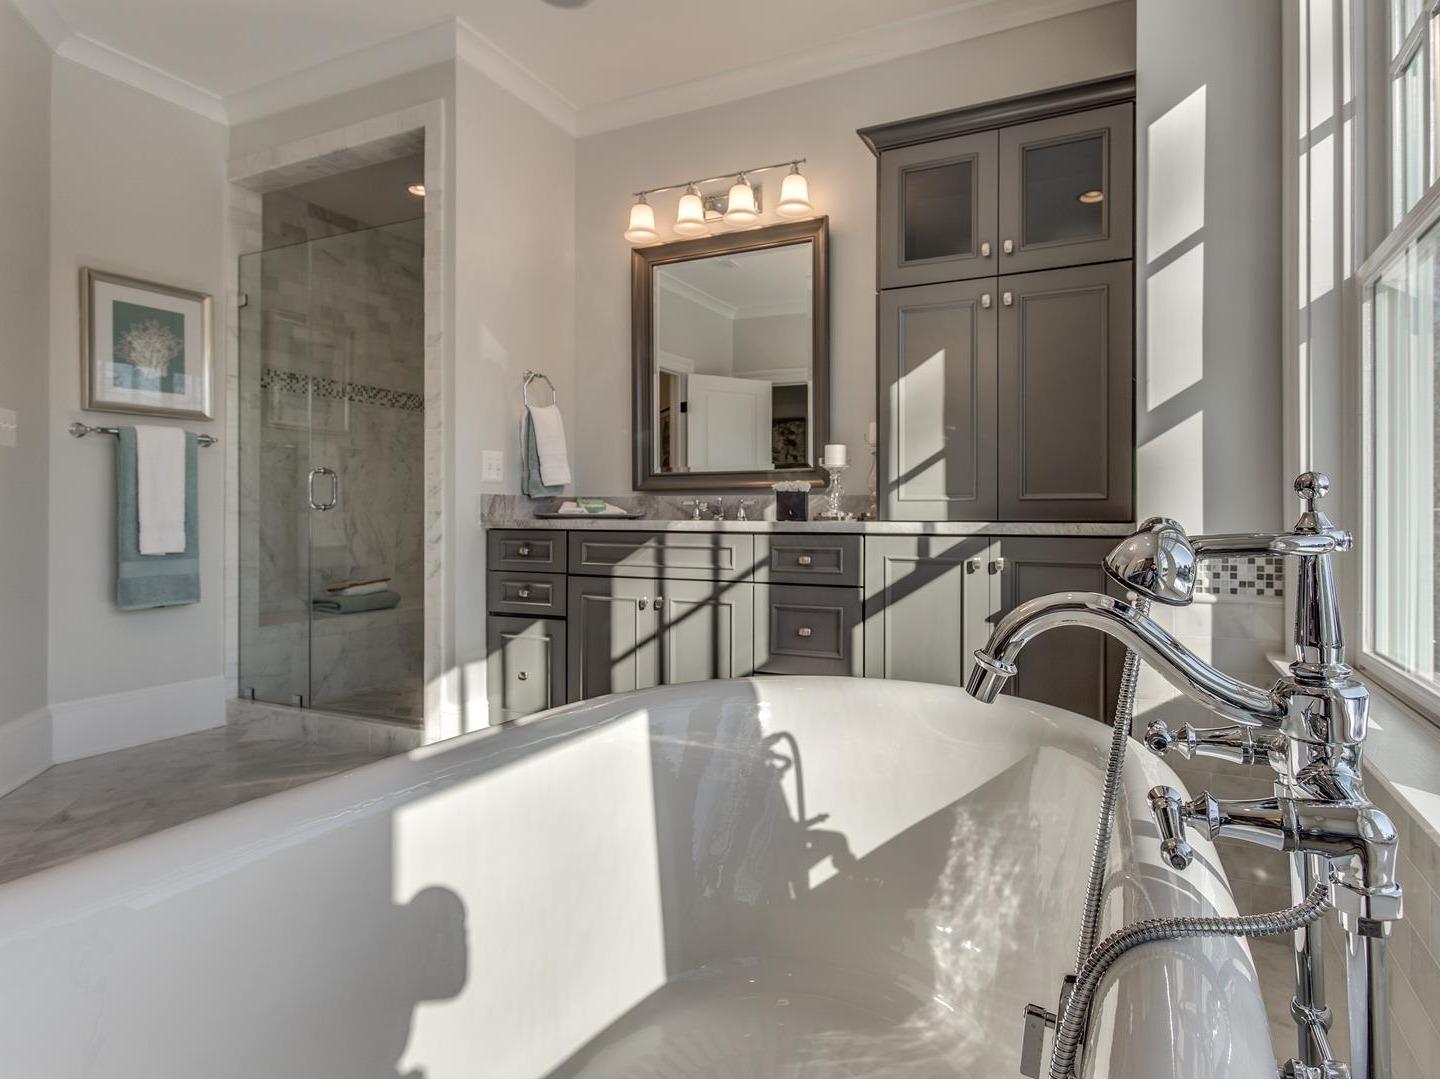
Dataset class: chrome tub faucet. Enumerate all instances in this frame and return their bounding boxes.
[966,474,1402,1078]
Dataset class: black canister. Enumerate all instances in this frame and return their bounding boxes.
[775,490,808,521]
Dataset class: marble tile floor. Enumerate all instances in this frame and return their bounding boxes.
[0,726,389,886]
[318,682,423,724]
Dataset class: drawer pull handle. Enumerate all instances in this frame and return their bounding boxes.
[796,627,813,638]
[796,554,813,566]
[517,587,531,599]
[518,544,532,557]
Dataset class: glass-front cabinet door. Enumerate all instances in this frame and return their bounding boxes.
[878,131,998,288]
[997,102,1133,274]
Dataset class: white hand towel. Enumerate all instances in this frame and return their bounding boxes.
[135,425,187,555]
[527,403,572,486]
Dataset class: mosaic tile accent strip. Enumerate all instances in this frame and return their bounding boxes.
[1196,555,1284,598]
[260,367,423,412]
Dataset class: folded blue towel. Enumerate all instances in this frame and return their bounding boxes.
[116,427,199,610]
[312,589,401,615]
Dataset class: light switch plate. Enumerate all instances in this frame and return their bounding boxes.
[481,449,504,482]
[0,408,15,448]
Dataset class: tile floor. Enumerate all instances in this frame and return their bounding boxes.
[0,725,388,886]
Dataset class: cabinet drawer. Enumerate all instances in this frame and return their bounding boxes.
[569,531,755,581]
[758,535,863,586]
[756,584,863,676]
[487,571,566,617]
[488,530,566,573]
[486,616,566,725]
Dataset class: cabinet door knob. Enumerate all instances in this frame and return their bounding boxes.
[980,240,992,257]
[989,557,1007,574]
[517,587,531,599]
[1002,291,1013,307]
[638,597,647,610]
[966,557,982,573]
[796,627,813,638]
[1002,239,1014,254]
[796,554,814,566]
[517,671,528,681]
[981,293,992,309]
[518,544,531,557]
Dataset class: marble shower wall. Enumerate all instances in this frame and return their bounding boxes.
[238,215,424,707]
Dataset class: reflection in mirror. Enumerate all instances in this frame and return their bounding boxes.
[653,243,813,474]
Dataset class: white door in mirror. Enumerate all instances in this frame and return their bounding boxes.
[686,374,773,470]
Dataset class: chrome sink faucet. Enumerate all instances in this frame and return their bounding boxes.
[966,473,1401,1079]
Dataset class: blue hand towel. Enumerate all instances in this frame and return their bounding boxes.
[116,427,199,610]
[523,413,565,497]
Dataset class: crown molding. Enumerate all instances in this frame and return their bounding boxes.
[454,18,577,135]
[656,274,737,320]
[10,0,227,123]
[224,20,456,126]
[574,0,1120,137]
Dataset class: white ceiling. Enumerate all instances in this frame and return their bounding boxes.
[14,0,1117,133]
[659,243,812,319]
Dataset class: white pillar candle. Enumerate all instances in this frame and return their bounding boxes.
[823,443,847,468]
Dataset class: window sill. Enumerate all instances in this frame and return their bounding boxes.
[1270,653,1440,850]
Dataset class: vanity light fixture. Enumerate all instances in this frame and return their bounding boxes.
[407,183,427,197]
[1077,189,1105,204]
[723,174,759,226]
[674,184,709,236]
[776,163,814,218]
[624,193,659,244]
[621,158,812,244]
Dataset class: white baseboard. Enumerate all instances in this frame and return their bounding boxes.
[50,675,226,763]
[0,708,52,796]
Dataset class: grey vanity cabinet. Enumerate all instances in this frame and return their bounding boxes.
[997,262,1133,521]
[878,131,999,289]
[486,616,566,725]
[862,535,996,686]
[567,575,755,700]
[878,279,999,521]
[993,536,1123,722]
[997,103,1134,275]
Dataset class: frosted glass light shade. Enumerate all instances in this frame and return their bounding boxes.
[624,198,658,244]
[674,188,708,236]
[723,177,758,226]
[776,169,813,218]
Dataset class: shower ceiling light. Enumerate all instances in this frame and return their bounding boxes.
[408,183,427,197]
[1077,189,1105,204]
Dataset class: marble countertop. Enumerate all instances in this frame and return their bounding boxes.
[482,515,1135,537]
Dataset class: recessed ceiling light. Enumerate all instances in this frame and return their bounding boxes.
[1077,189,1105,204]
[408,183,426,197]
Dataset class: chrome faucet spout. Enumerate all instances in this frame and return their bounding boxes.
[965,591,1286,728]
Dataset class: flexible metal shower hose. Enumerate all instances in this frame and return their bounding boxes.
[1073,596,1151,970]
[1049,878,1333,1078]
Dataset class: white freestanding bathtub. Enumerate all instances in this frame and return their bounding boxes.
[0,678,1272,1078]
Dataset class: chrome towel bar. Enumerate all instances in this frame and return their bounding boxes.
[68,421,217,447]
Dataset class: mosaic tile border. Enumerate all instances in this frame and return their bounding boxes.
[260,367,423,412]
[1196,555,1284,598]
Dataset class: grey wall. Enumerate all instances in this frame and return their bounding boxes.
[1135,0,1283,533]
[46,60,228,716]
[0,6,52,746]
[571,1,1137,494]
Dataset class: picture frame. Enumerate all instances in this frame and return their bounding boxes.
[80,268,213,420]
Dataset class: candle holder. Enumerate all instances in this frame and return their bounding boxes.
[819,463,852,520]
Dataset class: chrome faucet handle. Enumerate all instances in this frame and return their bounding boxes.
[1148,785,1204,869]
[680,498,708,521]
[1104,517,1197,605]
[1144,719,1286,768]
[711,496,727,520]
[735,498,754,521]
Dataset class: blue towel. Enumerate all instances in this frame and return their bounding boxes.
[116,427,199,610]
[523,413,565,497]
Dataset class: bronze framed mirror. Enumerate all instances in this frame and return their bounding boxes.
[631,217,829,491]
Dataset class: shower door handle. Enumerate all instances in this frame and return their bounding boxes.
[308,466,338,511]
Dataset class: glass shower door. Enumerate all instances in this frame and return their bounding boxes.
[238,221,426,723]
